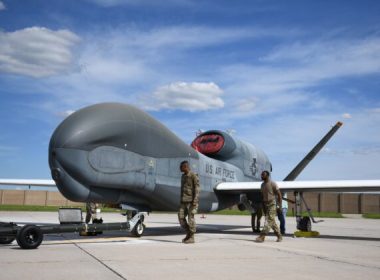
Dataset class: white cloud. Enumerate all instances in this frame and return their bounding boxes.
[0,145,18,152]
[41,25,261,97]
[369,108,380,114]
[0,145,19,157]
[0,27,80,77]
[128,26,251,50]
[260,38,380,80]
[11,25,300,112]
[55,110,75,118]
[215,36,380,119]
[233,109,380,180]
[0,1,5,10]
[145,82,224,112]
[235,98,257,113]
[342,113,352,119]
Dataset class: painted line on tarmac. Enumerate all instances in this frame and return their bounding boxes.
[43,237,155,245]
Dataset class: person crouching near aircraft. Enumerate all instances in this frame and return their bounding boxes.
[178,160,200,244]
[255,170,283,243]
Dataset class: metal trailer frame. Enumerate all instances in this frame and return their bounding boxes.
[0,211,147,249]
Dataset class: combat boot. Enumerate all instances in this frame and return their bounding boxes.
[276,232,283,242]
[255,234,265,243]
[184,233,194,244]
[182,232,191,243]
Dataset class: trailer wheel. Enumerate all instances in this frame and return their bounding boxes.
[16,225,43,249]
[0,237,15,244]
[132,221,145,237]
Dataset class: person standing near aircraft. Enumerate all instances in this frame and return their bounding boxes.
[255,171,283,242]
[178,160,200,244]
[277,193,288,235]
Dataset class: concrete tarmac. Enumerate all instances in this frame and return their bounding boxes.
[0,211,380,280]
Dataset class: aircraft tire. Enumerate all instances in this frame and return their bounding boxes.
[299,217,312,232]
[237,203,246,211]
[16,225,43,249]
[0,237,15,244]
[132,221,145,237]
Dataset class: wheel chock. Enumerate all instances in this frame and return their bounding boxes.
[293,230,320,238]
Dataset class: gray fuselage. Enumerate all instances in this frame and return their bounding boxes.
[49,103,272,213]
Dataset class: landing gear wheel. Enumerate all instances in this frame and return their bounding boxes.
[237,203,246,211]
[0,237,15,244]
[132,221,146,237]
[16,225,43,249]
[298,216,312,232]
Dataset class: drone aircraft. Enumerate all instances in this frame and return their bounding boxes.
[1,103,380,238]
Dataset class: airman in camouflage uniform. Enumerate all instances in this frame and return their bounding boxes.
[178,160,200,244]
[255,171,283,243]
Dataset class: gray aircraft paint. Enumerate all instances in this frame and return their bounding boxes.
[49,103,271,212]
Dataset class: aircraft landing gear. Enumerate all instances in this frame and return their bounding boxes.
[125,211,147,237]
[132,221,146,237]
[294,192,323,232]
[298,217,312,232]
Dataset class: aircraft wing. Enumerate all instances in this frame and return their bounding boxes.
[215,180,380,193]
[0,179,56,187]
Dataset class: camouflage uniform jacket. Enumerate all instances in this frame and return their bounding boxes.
[180,171,200,204]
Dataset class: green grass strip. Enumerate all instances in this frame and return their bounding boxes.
[0,205,345,218]
[211,209,251,215]
[0,204,120,213]
[211,209,344,218]
[362,213,380,219]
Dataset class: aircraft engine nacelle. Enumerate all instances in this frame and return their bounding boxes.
[192,130,272,179]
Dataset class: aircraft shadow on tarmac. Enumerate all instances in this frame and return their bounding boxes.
[12,222,379,247]
[146,225,380,242]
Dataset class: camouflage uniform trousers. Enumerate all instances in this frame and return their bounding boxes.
[85,202,97,224]
[262,201,281,235]
[178,202,197,234]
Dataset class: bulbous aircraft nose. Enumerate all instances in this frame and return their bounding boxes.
[49,103,195,157]
[48,103,197,203]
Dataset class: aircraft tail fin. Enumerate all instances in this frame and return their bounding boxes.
[283,121,343,181]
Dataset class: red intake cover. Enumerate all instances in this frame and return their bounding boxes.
[191,133,224,154]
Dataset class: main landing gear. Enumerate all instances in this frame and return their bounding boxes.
[294,192,323,233]
[125,210,146,237]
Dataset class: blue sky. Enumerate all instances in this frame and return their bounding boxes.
[0,0,380,181]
